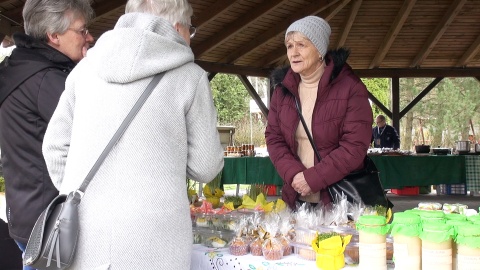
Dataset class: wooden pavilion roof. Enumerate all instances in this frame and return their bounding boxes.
[1,0,480,78]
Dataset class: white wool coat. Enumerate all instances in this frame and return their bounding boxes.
[42,13,224,269]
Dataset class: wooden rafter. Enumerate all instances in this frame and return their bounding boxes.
[410,0,467,68]
[193,0,232,28]
[237,75,268,117]
[193,0,285,57]
[456,34,480,67]
[251,0,350,68]
[336,0,362,49]
[90,0,126,20]
[220,0,341,64]
[369,0,416,69]
[400,77,444,118]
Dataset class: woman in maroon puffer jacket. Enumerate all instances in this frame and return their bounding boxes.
[265,16,373,210]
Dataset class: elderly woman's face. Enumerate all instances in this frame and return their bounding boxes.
[285,32,322,76]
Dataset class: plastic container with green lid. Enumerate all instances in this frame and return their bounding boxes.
[390,212,422,270]
[420,222,453,270]
[455,224,480,269]
[356,216,389,270]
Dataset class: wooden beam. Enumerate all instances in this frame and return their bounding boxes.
[193,1,285,57]
[456,34,480,67]
[369,0,416,68]
[368,91,392,119]
[192,0,233,28]
[400,77,444,118]
[90,0,126,23]
[391,78,400,132]
[208,72,217,82]
[410,0,467,68]
[220,0,341,64]
[336,0,362,48]
[195,60,271,77]
[237,75,269,117]
[354,68,480,78]
[323,0,351,21]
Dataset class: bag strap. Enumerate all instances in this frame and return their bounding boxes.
[77,73,165,194]
[294,97,322,162]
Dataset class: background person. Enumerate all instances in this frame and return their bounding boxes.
[42,0,224,268]
[265,16,373,210]
[372,114,400,149]
[0,0,94,268]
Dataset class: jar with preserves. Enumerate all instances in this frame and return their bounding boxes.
[390,212,422,270]
[420,222,453,270]
[455,224,480,270]
[356,215,390,270]
[446,220,473,270]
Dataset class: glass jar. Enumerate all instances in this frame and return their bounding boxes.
[391,212,422,270]
[420,222,453,270]
[356,215,390,270]
[455,224,480,270]
[446,220,473,270]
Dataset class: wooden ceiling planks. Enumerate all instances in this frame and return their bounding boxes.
[0,0,479,77]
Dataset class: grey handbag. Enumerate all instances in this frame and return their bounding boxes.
[23,73,164,269]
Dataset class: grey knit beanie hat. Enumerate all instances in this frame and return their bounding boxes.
[285,16,331,57]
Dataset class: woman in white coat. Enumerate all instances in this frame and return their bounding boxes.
[42,0,224,269]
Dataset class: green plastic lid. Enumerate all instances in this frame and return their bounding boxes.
[467,215,480,222]
[445,213,467,221]
[416,210,445,219]
[356,216,390,235]
[446,220,473,238]
[456,224,480,248]
[392,212,421,224]
[404,209,423,216]
[420,222,453,243]
[391,212,422,237]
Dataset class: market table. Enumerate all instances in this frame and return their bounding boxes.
[369,155,466,189]
[221,157,283,186]
[191,244,394,269]
[464,155,480,192]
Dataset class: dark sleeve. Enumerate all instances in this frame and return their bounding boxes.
[37,69,68,122]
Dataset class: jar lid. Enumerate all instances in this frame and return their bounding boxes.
[467,214,480,222]
[422,222,451,232]
[445,213,467,221]
[457,224,480,236]
[416,210,445,219]
[446,220,472,226]
[392,212,421,224]
[358,215,386,225]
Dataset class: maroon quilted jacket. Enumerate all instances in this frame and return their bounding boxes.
[265,48,373,209]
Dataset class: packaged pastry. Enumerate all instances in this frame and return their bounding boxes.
[229,237,248,256]
[249,237,263,256]
[262,237,283,260]
[204,236,227,248]
[418,202,442,210]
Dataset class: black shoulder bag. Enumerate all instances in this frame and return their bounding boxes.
[23,73,165,269]
[294,97,392,209]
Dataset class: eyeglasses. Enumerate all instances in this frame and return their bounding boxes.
[68,27,89,37]
[189,24,196,38]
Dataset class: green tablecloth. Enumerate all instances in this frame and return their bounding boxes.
[464,155,480,192]
[221,157,283,185]
[369,155,466,188]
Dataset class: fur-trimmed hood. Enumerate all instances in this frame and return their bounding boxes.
[270,47,351,92]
